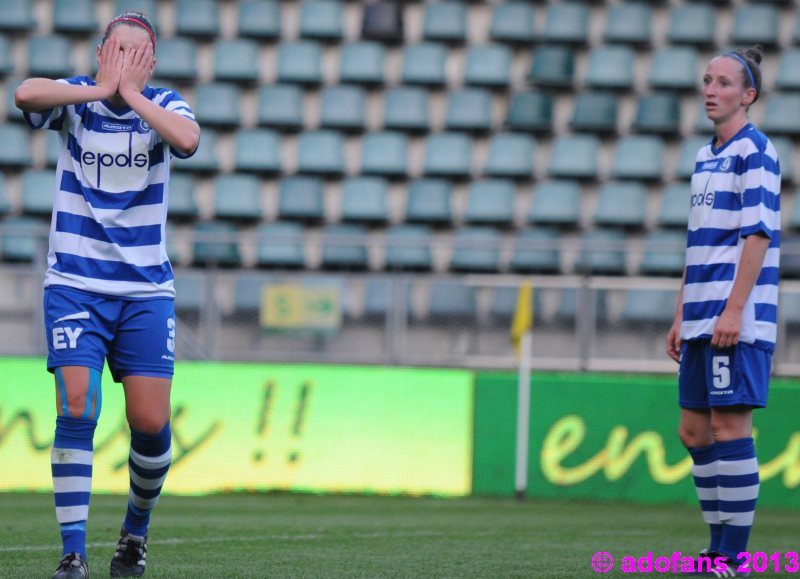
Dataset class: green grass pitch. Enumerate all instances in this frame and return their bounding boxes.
[1,493,796,578]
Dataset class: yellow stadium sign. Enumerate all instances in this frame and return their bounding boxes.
[260,284,341,331]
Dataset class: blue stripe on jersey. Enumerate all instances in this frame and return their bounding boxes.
[743,187,780,211]
[52,463,93,477]
[149,146,165,168]
[683,300,726,321]
[687,228,739,247]
[757,267,779,285]
[61,171,164,209]
[56,213,162,247]
[711,191,741,211]
[740,222,777,240]
[755,303,777,323]
[686,263,735,285]
[54,252,173,284]
[82,109,136,133]
[740,150,780,175]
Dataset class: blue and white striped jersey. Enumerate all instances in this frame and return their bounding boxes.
[683,123,780,352]
[24,76,196,298]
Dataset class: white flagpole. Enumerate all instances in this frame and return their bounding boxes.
[514,329,532,499]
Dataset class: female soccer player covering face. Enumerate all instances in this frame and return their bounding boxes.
[666,45,780,578]
[15,11,200,579]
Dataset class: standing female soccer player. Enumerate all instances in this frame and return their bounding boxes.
[16,11,200,579]
[666,45,780,578]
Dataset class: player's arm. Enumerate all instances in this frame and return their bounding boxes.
[666,269,686,363]
[119,43,200,157]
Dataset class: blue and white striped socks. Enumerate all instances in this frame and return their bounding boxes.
[123,422,172,537]
[689,443,723,553]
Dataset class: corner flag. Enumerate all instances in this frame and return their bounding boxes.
[510,281,533,359]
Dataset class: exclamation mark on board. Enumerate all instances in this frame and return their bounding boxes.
[252,380,275,462]
[287,381,312,464]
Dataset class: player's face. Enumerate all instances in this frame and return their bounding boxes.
[97,25,156,75]
[702,57,755,126]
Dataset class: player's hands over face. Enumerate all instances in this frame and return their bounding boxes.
[119,42,154,98]
[95,37,123,98]
[711,306,741,349]
[666,318,682,363]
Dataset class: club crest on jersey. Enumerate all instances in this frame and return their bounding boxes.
[136,119,151,133]
[719,157,732,172]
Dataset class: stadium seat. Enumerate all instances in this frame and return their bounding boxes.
[445,89,493,133]
[761,94,800,136]
[730,5,779,48]
[554,287,609,326]
[509,228,561,274]
[402,43,447,87]
[527,45,574,89]
[779,291,800,327]
[194,83,241,128]
[0,35,11,76]
[53,0,97,34]
[464,45,512,88]
[167,173,199,222]
[574,229,627,276]
[620,289,679,326]
[384,224,433,271]
[404,179,453,227]
[4,78,24,123]
[175,0,219,38]
[541,3,588,45]
[593,182,647,230]
[657,183,690,229]
[667,4,715,48]
[504,91,553,134]
[528,180,581,229]
[0,175,9,217]
[547,134,599,180]
[257,85,303,131]
[340,177,390,226]
[360,132,408,178]
[191,221,241,268]
[693,101,715,135]
[212,174,263,223]
[233,129,282,175]
[238,0,281,40]
[794,11,800,46]
[427,281,477,322]
[320,224,370,271]
[0,124,32,169]
[255,221,306,269]
[632,93,681,136]
[638,230,686,277]
[488,286,543,325]
[775,50,800,91]
[569,91,618,135]
[649,47,699,91]
[463,180,516,228]
[28,35,73,78]
[277,41,323,85]
[610,135,665,182]
[297,131,345,176]
[0,216,45,263]
[173,275,205,315]
[339,42,385,86]
[383,87,430,133]
[115,0,157,28]
[423,2,467,44]
[771,137,795,184]
[363,278,412,321]
[299,0,343,41]
[163,222,181,265]
[320,85,366,133]
[783,238,800,279]
[604,3,651,47]
[361,1,404,44]
[449,227,502,273]
[155,37,198,82]
[423,133,473,179]
[230,275,271,316]
[583,46,635,91]
[675,136,711,180]
[489,3,536,45]
[788,195,800,231]
[214,39,260,84]
[277,176,325,223]
[483,133,535,180]
[0,0,36,32]
[173,130,218,173]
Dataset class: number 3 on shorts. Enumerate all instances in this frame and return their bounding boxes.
[712,355,730,389]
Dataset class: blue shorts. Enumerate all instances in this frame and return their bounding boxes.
[44,285,176,383]
[678,340,771,409]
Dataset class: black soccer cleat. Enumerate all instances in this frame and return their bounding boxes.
[109,528,147,577]
[52,552,88,579]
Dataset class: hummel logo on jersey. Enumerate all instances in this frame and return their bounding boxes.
[101,121,131,132]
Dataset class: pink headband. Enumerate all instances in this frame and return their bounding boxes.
[106,17,156,48]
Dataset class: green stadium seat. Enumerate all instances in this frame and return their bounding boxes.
[361,1,404,44]
[320,224,369,271]
[277,41,323,85]
[489,3,536,45]
[649,47,699,91]
[191,221,241,268]
[775,50,800,91]
[176,0,219,38]
[610,135,665,182]
[509,228,561,274]
[238,0,281,40]
[1,216,45,263]
[632,93,681,136]
[788,193,800,230]
[255,221,305,269]
[548,134,599,180]
[730,5,779,48]
[277,176,325,223]
[638,230,686,277]
[297,130,345,176]
[569,91,618,135]
[383,87,430,133]
[404,179,452,227]
[574,229,627,276]
[604,3,651,47]
[402,43,447,87]
[167,173,199,222]
[231,275,271,315]
[53,0,97,34]
[28,35,73,78]
[385,224,433,271]
[257,85,303,131]
[0,175,9,216]
[172,130,219,173]
[541,3,588,45]
[0,35,11,76]
[620,289,679,326]
[164,221,181,265]
[584,46,635,91]
[528,180,581,229]
[320,85,366,132]
[299,0,343,41]
[232,129,280,175]
[667,5,715,48]
[360,132,408,178]
[194,83,241,128]
[505,91,553,134]
[423,2,467,44]
[449,227,502,273]
[363,278,412,321]
[794,12,800,45]
[423,133,472,179]
[115,0,158,28]
[593,182,647,230]
[427,281,477,322]
[771,137,794,184]
[527,45,574,89]
[5,78,24,123]
[676,136,711,180]
[464,45,512,88]
[213,174,263,223]
[445,89,493,133]
[339,42,385,86]
[483,133,535,180]
[0,0,36,32]
[554,288,609,326]
[0,124,31,169]
[657,183,690,229]
[173,274,205,314]
[463,180,515,228]
[155,37,198,82]
[693,101,715,135]
[214,39,260,84]
[783,238,800,279]
[761,94,800,136]
[779,291,800,328]
[340,177,390,226]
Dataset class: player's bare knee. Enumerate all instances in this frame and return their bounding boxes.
[128,414,169,435]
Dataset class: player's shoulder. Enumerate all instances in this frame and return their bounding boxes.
[740,124,772,154]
